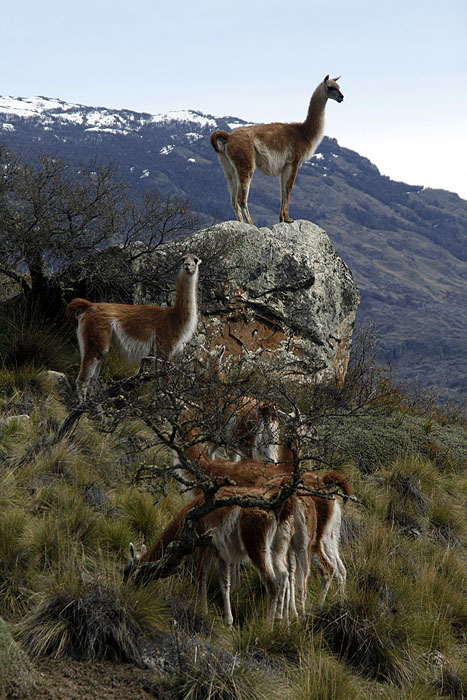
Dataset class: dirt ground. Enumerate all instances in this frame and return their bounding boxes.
[33,658,161,700]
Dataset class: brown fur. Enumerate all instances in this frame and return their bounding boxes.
[138,482,296,624]
[173,427,350,613]
[210,75,343,224]
[189,346,280,463]
[67,253,201,401]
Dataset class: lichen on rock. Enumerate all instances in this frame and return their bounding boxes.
[136,219,360,383]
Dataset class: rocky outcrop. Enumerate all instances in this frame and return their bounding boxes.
[137,220,360,383]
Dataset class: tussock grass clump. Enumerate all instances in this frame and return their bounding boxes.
[121,489,164,542]
[289,648,363,700]
[0,363,51,400]
[23,487,101,568]
[381,453,467,545]
[429,498,466,544]
[0,616,36,699]
[98,518,134,556]
[120,487,186,544]
[0,510,33,616]
[156,650,287,700]
[312,599,415,685]
[17,578,163,666]
[433,663,467,700]
[232,611,305,665]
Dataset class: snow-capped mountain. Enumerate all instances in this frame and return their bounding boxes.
[0,96,222,134]
[1,95,466,400]
[0,95,354,200]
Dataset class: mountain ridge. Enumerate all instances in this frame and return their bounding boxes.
[1,95,466,400]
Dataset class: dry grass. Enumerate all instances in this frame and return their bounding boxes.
[0,358,465,700]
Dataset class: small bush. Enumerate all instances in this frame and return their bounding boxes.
[318,411,467,475]
[318,412,420,473]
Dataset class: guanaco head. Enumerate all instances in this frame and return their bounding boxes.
[123,542,147,582]
[198,344,227,382]
[282,408,318,446]
[323,75,344,103]
[181,253,202,275]
[297,414,318,443]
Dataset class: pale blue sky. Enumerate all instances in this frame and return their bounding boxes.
[3,0,467,197]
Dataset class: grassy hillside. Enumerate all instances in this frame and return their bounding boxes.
[0,321,466,699]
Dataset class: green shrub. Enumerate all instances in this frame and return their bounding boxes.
[318,411,467,474]
[318,412,419,473]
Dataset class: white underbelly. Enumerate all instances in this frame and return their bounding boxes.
[254,140,290,176]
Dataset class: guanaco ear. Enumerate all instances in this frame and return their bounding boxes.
[333,75,341,82]
[287,406,301,420]
[141,544,147,556]
[129,542,136,560]
[324,74,330,83]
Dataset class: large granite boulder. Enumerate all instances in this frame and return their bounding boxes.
[136,220,360,383]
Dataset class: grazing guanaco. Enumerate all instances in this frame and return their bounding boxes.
[126,463,350,622]
[210,74,343,224]
[67,253,201,402]
[172,425,350,614]
[127,483,296,625]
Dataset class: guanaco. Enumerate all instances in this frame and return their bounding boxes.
[67,253,201,401]
[210,75,343,224]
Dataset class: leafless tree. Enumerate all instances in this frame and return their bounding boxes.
[0,147,200,312]
[52,347,355,590]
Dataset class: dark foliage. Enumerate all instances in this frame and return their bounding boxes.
[0,146,200,315]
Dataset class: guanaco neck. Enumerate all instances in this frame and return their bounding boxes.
[173,268,198,322]
[302,84,328,143]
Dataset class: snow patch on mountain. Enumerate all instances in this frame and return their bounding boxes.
[160,145,174,155]
[0,96,260,142]
[0,96,81,118]
[150,110,218,129]
[185,132,203,143]
[0,97,232,139]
